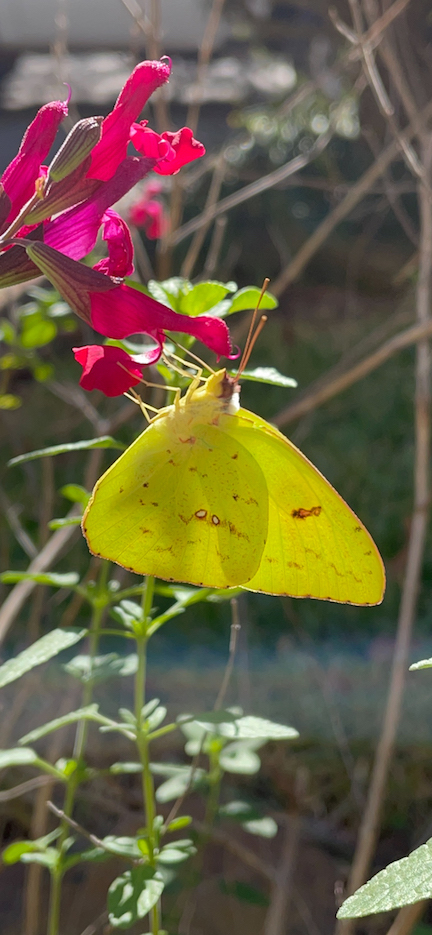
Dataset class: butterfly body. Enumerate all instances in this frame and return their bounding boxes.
[82,370,385,604]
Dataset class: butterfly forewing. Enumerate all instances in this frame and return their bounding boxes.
[225,409,385,605]
[82,412,268,588]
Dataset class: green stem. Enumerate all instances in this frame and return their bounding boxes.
[46,560,110,935]
[134,577,160,935]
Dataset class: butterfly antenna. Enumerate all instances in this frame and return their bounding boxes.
[235,278,270,379]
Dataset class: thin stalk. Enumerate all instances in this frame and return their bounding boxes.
[134,577,160,935]
[46,560,110,935]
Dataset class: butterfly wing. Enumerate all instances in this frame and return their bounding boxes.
[82,412,268,588]
[223,408,385,605]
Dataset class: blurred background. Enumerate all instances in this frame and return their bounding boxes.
[1,1,432,933]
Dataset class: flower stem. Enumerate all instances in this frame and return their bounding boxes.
[46,560,109,935]
[134,577,160,935]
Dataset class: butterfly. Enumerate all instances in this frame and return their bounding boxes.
[82,368,385,605]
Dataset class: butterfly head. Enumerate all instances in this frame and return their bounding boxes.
[189,369,241,414]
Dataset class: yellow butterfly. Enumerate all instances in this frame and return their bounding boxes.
[82,368,385,605]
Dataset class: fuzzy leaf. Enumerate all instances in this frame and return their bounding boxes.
[0,747,38,768]
[189,714,298,741]
[227,286,278,315]
[108,866,164,928]
[0,628,86,688]
[233,367,297,387]
[0,571,79,587]
[8,436,126,467]
[337,839,432,918]
[19,704,100,745]
[409,658,432,670]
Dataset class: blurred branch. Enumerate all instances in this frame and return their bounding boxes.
[0,485,37,559]
[272,98,432,296]
[346,0,423,178]
[181,154,226,279]
[339,133,432,933]
[203,214,227,277]
[273,311,432,427]
[0,776,51,802]
[264,810,302,935]
[169,129,333,246]
[186,0,227,137]
[385,902,429,935]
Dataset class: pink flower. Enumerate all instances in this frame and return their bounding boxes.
[73,343,161,396]
[130,124,205,175]
[0,99,68,232]
[24,241,233,361]
[87,59,172,182]
[93,209,134,278]
[128,181,166,239]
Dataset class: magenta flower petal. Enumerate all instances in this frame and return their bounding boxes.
[129,194,166,239]
[0,100,68,227]
[73,344,150,396]
[93,210,134,278]
[89,283,232,358]
[44,155,155,260]
[87,59,171,181]
[154,128,205,175]
[131,124,205,175]
[130,123,176,164]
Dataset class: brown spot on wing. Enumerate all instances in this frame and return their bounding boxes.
[292,506,322,519]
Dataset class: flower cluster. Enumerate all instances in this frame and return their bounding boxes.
[0,58,233,396]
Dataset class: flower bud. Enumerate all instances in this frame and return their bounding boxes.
[48,116,103,183]
[25,241,116,324]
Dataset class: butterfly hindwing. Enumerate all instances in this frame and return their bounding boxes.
[224,408,385,604]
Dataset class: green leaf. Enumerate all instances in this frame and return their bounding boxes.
[219,741,262,775]
[108,866,164,928]
[64,653,138,684]
[48,517,82,530]
[158,842,196,864]
[242,817,278,838]
[20,313,57,349]
[337,839,432,918]
[33,362,55,382]
[147,277,187,311]
[227,286,278,315]
[19,704,100,745]
[110,762,143,775]
[220,879,269,907]
[409,658,432,670]
[219,800,257,820]
[60,484,91,507]
[153,765,206,803]
[179,710,240,727]
[0,393,21,410]
[146,706,167,731]
[0,747,38,768]
[100,836,142,859]
[0,319,15,343]
[0,627,86,688]
[0,571,79,587]
[165,816,192,833]
[20,849,59,869]
[8,436,126,467]
[233,367,297,388]
[178,281,237,317]
[2,829,60,864]
[191,715,299,741]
